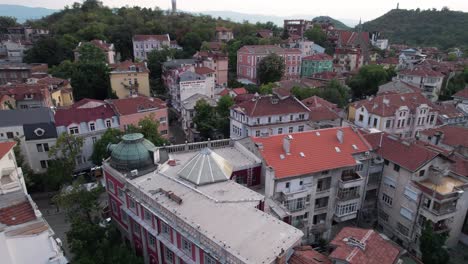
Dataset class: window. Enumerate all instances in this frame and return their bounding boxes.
[111,200,118,214]
[133,221,141,236]
[268,117,271,123]
[278,128,283,134]
[36,143,49,152]
[159,117,167,124]
[144,208,152,222]
[382,193,393,206]
[181,237,192,255]
[118,188,124,200]
[164,247,174,264]
[404,187,418,201]
[335,202,358,216]
[69,126,79,134]
[161,222,171,237]
[393,164,400,172]
[148,234,156,249]
[161,130,168,135]
[358,114,364,122]
[400,207,414,220]
[106,119,112,128]
[121,209,128,224]
[107,180,115,193]
[6,132,14,139]
[89,123,96,131]
[92,137,97,143]
[290,114,294,121]
[315,197,329,209]
[384,159,389,166]
[299,180,303,186]
[397,222,409,236]
[355,163,364,171]
[299,114,305,120]
[289,127,293,133]
[40,160,48,169]
[204,253,216,264]
[379,209,389,222]
[255,130,260,137]
[285,182,290,188]
[373,118,378,127]
[129,198,136,209]
[383,176,396,189]
[298,125,304,132]
[317,177,331,192]
[419,170,425,177]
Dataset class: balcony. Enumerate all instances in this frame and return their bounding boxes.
[422,203,457,217]
[339,171,364,189]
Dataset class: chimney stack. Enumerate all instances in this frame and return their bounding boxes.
[336,129,344,144]
[283,135,292,154]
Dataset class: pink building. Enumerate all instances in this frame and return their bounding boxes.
[193,51,228,87]
[108,96,169,138]
[237,45,302,84]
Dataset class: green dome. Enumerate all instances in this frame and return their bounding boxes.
[109,133,156,173]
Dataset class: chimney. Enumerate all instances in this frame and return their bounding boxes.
[336,129,344,144]
[283,136,291,154]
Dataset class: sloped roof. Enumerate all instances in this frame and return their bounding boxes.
[420,126,468,148]
[89,39,113,51]
[36,76,69,86]
[0,200,36,226]
[194,67,215,75]
[110,60,149,73]
[233,95,309,117]
[453,87,468,99]
[253,127,371,178]
[364,133,440,172]
[238,45,284,54]
[302,96,339,122]
[0,83,49,101]
[398,67,444,78]
[133,34,170,42]
[0,108,54,127]
[434,103,465,119]
[378,80,420,95]
[55,99,116,126]
[290,246,332,264]
[233,87,247,95]
[302,96,337,109]
[109,96,166,116]
[23,122,58,140]
[0,141,16,160]
[215,26,232,32]
[329,227,400,264]
[177,148,233,185]
[303,53,333,61]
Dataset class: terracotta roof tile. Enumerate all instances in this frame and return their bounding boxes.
[233,87,247,95]
[110,60,149,73]
[303,53,333,61]
[0,83,49,101]
[109,96,166,116]
[37,76,69,86]
[420,126,468,148]
[453,87,468,99]
[55,99,116,126]
[253,127,371,178]
[398,66,444,78]
[0,201,36,226]
[0,141,16,159]
[194,67,215,75]
[233,95,309,117]
[329,227,400,264]
[290,246,332,264]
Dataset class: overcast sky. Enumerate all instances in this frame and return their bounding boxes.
[3,0,468,21]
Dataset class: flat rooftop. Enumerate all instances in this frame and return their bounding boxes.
[419,176,465,195]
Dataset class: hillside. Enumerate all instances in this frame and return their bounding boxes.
[312,16,351,30]
[362,8,468,49]
[0,4,57,23]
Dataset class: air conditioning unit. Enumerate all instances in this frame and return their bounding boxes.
[130,169,138,177]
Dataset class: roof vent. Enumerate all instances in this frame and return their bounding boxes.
[316,131,320,136]
[352,144,358,150]
[130,169,138,177]
[345,236,366,251]
[280,154,285,160]
[335,147,341,153]
[383,98,390,106]
[299,152,305,157]
[336,129,344,144]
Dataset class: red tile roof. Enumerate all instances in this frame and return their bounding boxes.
[238,45,285,54]
[434,103,465,119]
[337,30,370,46]
[257,30,273,38]
[0,83,49,101]
[451,153,468,177]
[398,67,444,78]
[110,60,149,73]
[453,88,468,99]
[378,57,399,65]
[351,92,434,117]
[37,76,69,86]
[302,96,337,109]
[194,67,215,75]
[89,39,113,51]
[364,132,440,172]
[233,87,247,95]
[109,96,166,116]
[0,141,16,159]
[303,53,333,61]
[55,99,116,126]
[133,34,170,42]
[302,96,340,122]
[329,227,400,264]
[218,88,230,96]
[290,246,332,264]
[233,95,309,117]
[215,27,232,32]
[420,126,468,148]
[253,127,371,178]
[0,201,36,226]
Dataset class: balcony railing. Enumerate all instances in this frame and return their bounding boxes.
[422,204,457,217]
[337,192,360,201]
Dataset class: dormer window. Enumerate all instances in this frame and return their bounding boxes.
[106,119,112,128]
[69,126,79,135]
[89,123,96,131]
[34,128,45,137]
[24,94,33,100]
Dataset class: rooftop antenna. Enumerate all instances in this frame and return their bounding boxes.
[397,3,399,10]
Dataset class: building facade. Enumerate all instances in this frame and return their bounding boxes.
[193,51,228,87]
[348,92,438,138]
[396,67,444,102]
[301,54,333,77]
[55,99,120,171]
[75,39,116,64]
[0,83,53,109]
[214,27,234,42]
[132,34,180,61]
[103,134,302,264]
[109,61,151,99]
[236,45,301,84]
[181,93,217,142]
[230,94,311,139]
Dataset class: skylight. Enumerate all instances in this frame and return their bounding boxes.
[335,147,341,153]
[352,144,358,150]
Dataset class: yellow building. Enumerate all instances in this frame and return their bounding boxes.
[37,76,74,107]
[109,60,150,99]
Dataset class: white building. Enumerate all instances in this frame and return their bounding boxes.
[230,94,311,139]
[349,92,438,138]
[0,108,57,174]
[181,93,217,142]
[55,99,119,171]
[0,141,67,264]
[397,67,444,101]
[132,34,181,61]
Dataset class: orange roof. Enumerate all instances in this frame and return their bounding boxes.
[253,127,370,178]
[233,87,247,95]
[330,227,400,264]
[0,141,16,159]
[0,200,36,226]
[290,246,332,264]
[453,87,468,99]
[109,96,167,116]
[194,67,215,75]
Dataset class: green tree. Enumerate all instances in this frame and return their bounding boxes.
[91,128,123,165]
[420,221,450,264]
[259,82,276,94]
[304,25,327,45]
[46,133,84,190]
[216,95,234,137]
[321,80,350,108]
[23,37,69,66]
[127,114,167,146]
[181,32,202,56]
[257,53,285,84]
[291,86,320,100]
[49,60,76,79]
[71,61,113,100]
[193,99,217,140]
[0,16,18,33]
[77,42,106,63]
[348,65,390,98]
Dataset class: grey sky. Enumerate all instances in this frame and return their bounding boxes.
[2,0,468,21]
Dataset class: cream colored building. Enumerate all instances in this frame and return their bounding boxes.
[109,60,150,99]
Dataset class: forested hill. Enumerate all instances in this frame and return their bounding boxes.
[362,8,468,49]
[312,16,350,30]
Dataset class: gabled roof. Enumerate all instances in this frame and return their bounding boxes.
[302,96,339,122]
[177,148,233,185]
[233,95,309,117]
[0,83,49,101]
[290,246,332,264]
[453,87,468,99]
[253,127,371,178]
[303,53,333,61]
[420,126,468,148]
[257,29,273,38]
[36,76,69,86]
[194,66,215,75]
[109,96,166,116]
[0,200,36,226]
[133,34,170,42]
[110,60,149,73]
[0,108,54,127]
[351,92,434,117]
[55,99,116,127]
[233,87,247,95]
[329,227,400,264]
[302,96,337,109]
[434,102,465,119]
[378,80,420,95]
[338,30,370,47]
[0,141,16,160]
[215,26,232,32]
[238,45,284,54]
[89,39,113,51]
[398,67,444,78]
[364,132,440,172]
